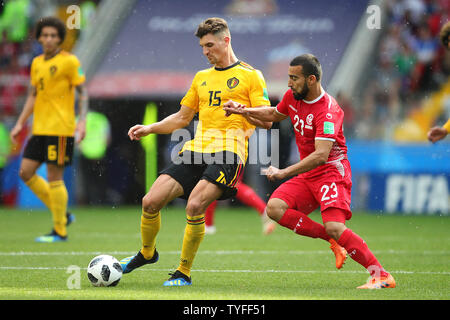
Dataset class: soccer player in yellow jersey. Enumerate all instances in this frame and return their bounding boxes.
[10,17,88,242]
[120,17,272,286]
[427,21,450,143]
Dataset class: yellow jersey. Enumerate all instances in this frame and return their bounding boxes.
[443,118,450,133]
[180,61,270,163]
[30,50,85,137]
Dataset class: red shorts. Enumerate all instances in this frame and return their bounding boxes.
[270,159,352,224]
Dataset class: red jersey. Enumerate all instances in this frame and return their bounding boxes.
[276,89,348,178]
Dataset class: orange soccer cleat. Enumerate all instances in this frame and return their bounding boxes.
[329,238,347,269]
[263,220,277,235]
[261,211,277,235]
[357,273,396,289]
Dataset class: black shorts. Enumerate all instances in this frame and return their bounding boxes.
[23,135,74,166]
[160,151,244,200]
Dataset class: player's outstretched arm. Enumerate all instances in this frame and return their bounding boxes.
[243,110,273,129]
[128,105,196,140]
[223,100,287,123]
[10,85,36,144]
[427,119,450,143]
[427,127,448,143]
[263,139,333,181]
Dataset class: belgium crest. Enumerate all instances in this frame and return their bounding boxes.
[227,77,239,89]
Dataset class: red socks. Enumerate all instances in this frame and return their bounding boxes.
[278,209,331,241]
[235,182,266,215]
[338,228,388,278]
[205,183,266,227]
[278,209,389,278]
[205,200,217,227]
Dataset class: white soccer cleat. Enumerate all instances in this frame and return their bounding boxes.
[205,225,216,235]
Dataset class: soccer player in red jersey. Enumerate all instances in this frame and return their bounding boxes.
[224,54,395,289]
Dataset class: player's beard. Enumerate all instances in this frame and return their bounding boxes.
[292,82,309,100]
[206,54,217,65]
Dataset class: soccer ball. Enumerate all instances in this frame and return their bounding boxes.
[87,255,123,287]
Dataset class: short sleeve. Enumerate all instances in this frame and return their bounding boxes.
[275,90,290,116]
[248,70,271,107]
[314,100,343,142]
[180,73,199,112]
[30,58,37,87]
[443,118,450,133]
[68,55,85,86]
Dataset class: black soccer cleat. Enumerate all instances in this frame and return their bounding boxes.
[35,229,67,243]
[66,212,75,226]
[120,249,159,274]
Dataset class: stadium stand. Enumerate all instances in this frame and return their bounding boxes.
[357,0,450,141]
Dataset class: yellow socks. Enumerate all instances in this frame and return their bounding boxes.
[177,214,205,277]
[25,174,51,208]
[26,175,68,237]
[140,211,205,277]
[140,210,161,259]
[48,180,68,237]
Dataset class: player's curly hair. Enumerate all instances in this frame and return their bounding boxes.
[440,21,450,49]
[35,16,66,44]
[195,17,229,38]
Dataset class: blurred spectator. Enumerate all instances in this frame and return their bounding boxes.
[379,24,402,65]
[410,23,440,91]
[370,60,401,118]
[358,0,449,140]
[336,91,356,138]
[393,41,417,92]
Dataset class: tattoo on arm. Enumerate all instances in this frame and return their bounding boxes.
[30,85,37,97]
[76,84,89,121]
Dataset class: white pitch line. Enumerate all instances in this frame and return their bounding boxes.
[0,251,137,256]
[0,266,448,275]
[0,250,449,256]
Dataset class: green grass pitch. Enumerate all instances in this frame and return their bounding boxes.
[0,206,449,300]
